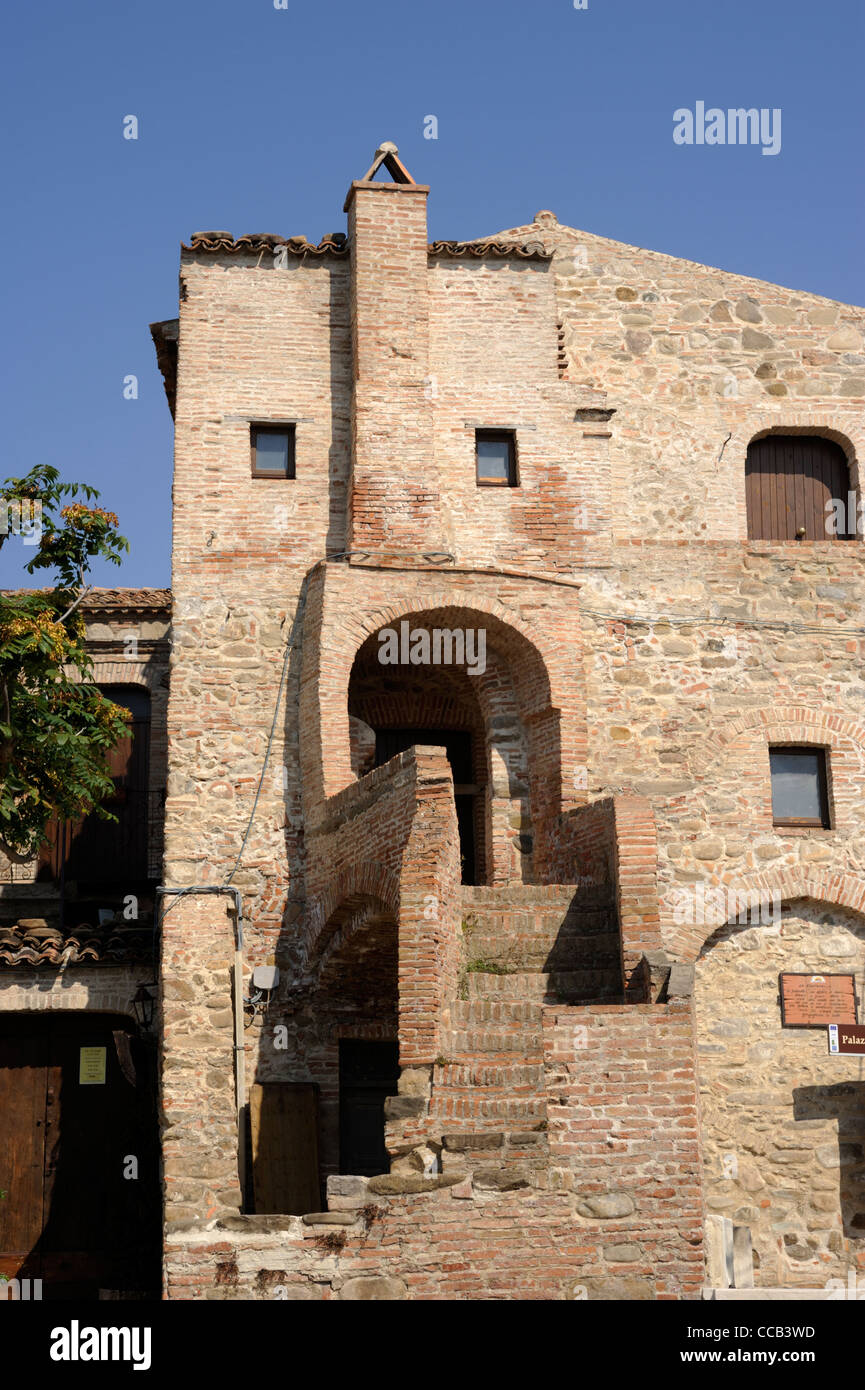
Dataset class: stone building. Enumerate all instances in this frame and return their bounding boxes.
[2,144,864,1300]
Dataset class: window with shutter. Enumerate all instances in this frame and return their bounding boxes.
[745,435,855,541]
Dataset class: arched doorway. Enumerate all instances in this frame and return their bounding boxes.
[347,609,537,884]
[694,898,865,1287]
[251,895,400,1207]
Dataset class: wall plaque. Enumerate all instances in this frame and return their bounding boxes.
[79,1046,107,1085]
[779,973,858,1028]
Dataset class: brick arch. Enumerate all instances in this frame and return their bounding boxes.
[694,706,865,775]
[671,868,865,962]
[306,582,583,832]
[728,414,863,541]
[0,975,146,1018]
[303,863,400,967]
[689,706,865,840]
[68,660,161,690]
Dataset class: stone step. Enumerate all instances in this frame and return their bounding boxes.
[462,884,600,907]
[465,933,622,974]
[434,1061,545,1089]
[449,999,543,1025]
[430,1095,547,1124]
[443,1029,543,1055]
[463,907,616,935]
[466,969,622,1002]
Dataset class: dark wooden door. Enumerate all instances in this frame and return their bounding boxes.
[250,1082,320,1215]
[338,1040,399,1177]
[746,435,854,540]
[0,1029,47,1284]
[374,728,478,883]
[0,1013,159,1299]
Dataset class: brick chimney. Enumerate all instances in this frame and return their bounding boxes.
[344,144,441,555]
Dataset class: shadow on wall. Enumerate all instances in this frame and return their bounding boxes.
[794,1083,865,1239]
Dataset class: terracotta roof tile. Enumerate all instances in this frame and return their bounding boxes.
[428,239,551,260]
[2,588,170,613]
[0,918,154,969]
[81,588,171,613]
[181,232,550,261]
[183,232,349,256]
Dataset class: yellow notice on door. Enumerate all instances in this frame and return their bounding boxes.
[79,1046,107,1085]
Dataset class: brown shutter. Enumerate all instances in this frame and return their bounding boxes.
[250,1082,320,1215]
[746,435,854,540]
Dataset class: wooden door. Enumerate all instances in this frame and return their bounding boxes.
[746,435,854,540]
[338,1040,399,1177]
[0,1029,47,1284]
[0,1014,159,1299]
[250,1082,320,1215]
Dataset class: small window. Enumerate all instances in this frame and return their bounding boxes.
[251,425,296,478]
[769,746,830,828]
[476,430,517,487]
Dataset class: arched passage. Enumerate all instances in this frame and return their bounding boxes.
[260,893,400,1190]
[343,602,561,883]
[693,896,865,1289]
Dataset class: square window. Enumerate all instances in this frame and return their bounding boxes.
[476,430,517,487]
[251,425,296,478]
[769,747,830,828]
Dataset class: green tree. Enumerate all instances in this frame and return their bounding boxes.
[0,465,131,863]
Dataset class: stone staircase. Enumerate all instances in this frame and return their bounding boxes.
[427,885,623,1177]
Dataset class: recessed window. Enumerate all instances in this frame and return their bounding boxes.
[476,430,517,488]
[251,424,296,478]
[769,746,830,828]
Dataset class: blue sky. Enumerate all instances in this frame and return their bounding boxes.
[1,0,862,588]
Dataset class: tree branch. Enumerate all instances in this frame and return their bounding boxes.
[0,834,35,865]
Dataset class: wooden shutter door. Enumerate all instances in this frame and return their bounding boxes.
[250,1082,320,1214]
[0,1026,48,1283]
[746,435,854,540]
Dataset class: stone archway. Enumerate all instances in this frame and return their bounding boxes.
[693,894,865,1289]
[271,890,400,1184]
[300,565,584,880]
[346,614,535,883]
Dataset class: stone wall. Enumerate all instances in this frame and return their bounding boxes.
[695,901,865,1287]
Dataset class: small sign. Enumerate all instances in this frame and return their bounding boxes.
[779,973,858,1028]
[79,1046,107,1085]
[828,1023,865,1055]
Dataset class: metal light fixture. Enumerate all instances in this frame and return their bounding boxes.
[131,983,157,1031]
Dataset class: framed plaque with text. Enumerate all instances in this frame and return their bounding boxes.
[779,973,858,1028]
